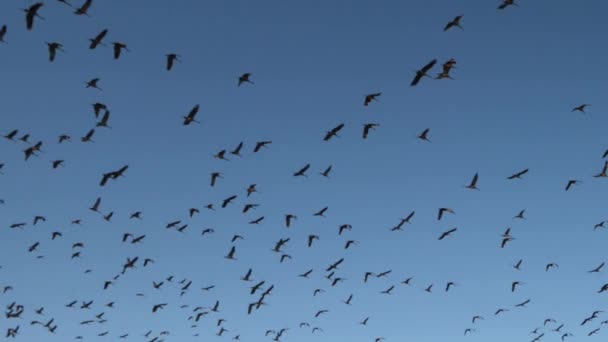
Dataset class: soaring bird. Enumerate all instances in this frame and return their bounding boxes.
[89,29,107,49]
[465,173,479,190]
[417,128,431,142]
[324,123,345,141]
[74,0,93,16]
[565,180,581,191]
[166,53,180,71]
[438,228,457,240]
[498,0,518,10]
[293,164,311,177]
[411,59,437,86]
[46,42,63,62]
[24,3,44,31]
[362,123,379,139]
[183,105,200,125]
[572,104,591,113]
[438,207,455,221]
[0,25,6,43]
[238,73,254,86]
[112,42,129,59]
[444,15,463,31]
[507,168,529,180]
[364,93,381,106]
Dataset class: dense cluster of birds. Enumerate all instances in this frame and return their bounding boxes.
[0,1,605,341]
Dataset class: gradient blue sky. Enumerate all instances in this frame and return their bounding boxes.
[1,0,607,341]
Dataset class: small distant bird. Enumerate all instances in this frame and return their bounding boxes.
[498,0,518,10]
[465,173,479,190]
[89,29,107,49]
[565,180,581,191]
[51,160,64,169]
[364,93,381,106]
[593,161,608,178]
[24,3,45,31]
[546,263,559,272]
[112,42,129,59]
[416,128,431,142]
[507,168,529,180]
[572,104,591,113]
[74,0,93,16]
[444,15,463,31]
[86,78,102,90]
[183,105,200,125]
[438,228,457,240]
[46,42,64,62]
[324,123,345,141]
[411,59,437,86]
[320,165,333,177]
[238,73,253,86]
[0,25,6,43]
[166,53,180,71]
[362,123,379,139]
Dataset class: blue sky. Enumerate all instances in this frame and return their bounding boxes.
[1,0,607,341]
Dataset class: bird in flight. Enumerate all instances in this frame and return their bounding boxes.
[24,3,44,31]
[364,93,381,106]
[238,73,254,86]
[444,15,463,31]
[411,59,437,86]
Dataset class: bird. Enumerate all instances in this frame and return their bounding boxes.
[438,228,457,240]
[507,168,529,180]
[362,123,379,139]
[238,73,254,86]
[112,42,129,59]
[24,3,44,31]
[183,105,200,125]
[364,93,381,106]
[293,164,311,177]
[0,25,7,43]
[89,29,107,49]
[438,207,455,221]
[86,78,102,90]
[166,53,180,71]
[411,59,437,86]
[74,0,93,16]
[565,180,581,191]
[320,165,333,177]
[498,0,518,10]
[444,15,463,31]
[465,173,479,190]
[417,128,431,142]
[324,123,345,141]
[46,42,64,62]
[572,104,591,113]
[589,262,605,273]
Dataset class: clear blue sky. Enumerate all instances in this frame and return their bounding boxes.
[1,0,607,341]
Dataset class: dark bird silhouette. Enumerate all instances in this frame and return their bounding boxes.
[465,173,479,190]
[417,128,431,142]
[0,25,7,43]
[293,164,311,177]
[507,168,529,180]
[74,0,93,16]
[565,180,581,191]
[112,42,129,59]
[324,123,344,141]
[238,73,253,86]
[89,29,107,49]
[24,3,44,31]
[364,93,381,106]
[411,59,437,86]
[362,123,379,139]
[444,15,463,31]
[498,0,518,10]
[438,228,457,240]
[46,42,64,62]
[166,53,180,71]
[183,105,200,125]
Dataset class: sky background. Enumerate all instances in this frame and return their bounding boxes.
[1,0,608,341]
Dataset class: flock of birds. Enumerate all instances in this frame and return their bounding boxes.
[0,0,606,341]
